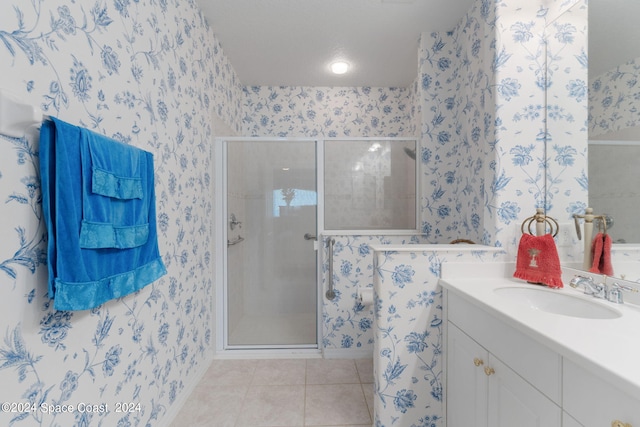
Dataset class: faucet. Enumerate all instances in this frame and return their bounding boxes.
[607,282,638,304]
[569,275,606,299]
[570,275,638,304]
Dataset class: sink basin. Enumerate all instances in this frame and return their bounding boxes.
[494,287,622,319]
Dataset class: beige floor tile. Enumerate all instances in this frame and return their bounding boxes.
[306,359,360,384]
[304,384,372,426]
[355,358,374,383]
[236,385,305,426]
[251,359,307,385]
[202,359,257,385]
[170,385,247,427]
[362,383,374,420]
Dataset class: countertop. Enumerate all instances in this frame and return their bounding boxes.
[440,262,640,398]
[368,243,505,253]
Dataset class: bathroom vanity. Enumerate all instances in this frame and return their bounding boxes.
[440,263,640,427]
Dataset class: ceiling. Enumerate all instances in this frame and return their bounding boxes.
[197,0,640,88]
[197,0,474,87]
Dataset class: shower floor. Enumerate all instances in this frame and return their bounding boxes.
[228,312,317,347]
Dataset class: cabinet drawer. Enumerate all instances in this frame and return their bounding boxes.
[447,291,562,404]
[564,359,640,427]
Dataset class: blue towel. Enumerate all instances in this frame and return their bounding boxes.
[39,117,166,311]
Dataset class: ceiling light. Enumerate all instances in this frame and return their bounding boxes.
[330,61,349,75]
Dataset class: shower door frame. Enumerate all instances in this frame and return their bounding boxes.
[214,136,420,356]
[214,137,324,355]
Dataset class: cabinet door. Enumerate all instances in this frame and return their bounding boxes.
[487,356,561,427]
[447,322,488,427]
[564,360,640,427]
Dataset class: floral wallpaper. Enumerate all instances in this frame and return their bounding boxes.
[243,86,415,137]
[545,1,589,227]
[589,56,640,138]
[372,247,502,427]
[321,235,431,355]
[0,0,243,426]
[0,0,592,425]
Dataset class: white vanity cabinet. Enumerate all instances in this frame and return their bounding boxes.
[447,323,561,426]
[446,292,562,427]
[563,359,640,427]
[447,323,488,427]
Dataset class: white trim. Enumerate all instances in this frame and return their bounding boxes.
[322,348,374,359]
[369,243,505,252]
[214,138,226,353]
[219,136,417,142]
[322,229,421,236]
[588,139,640,146]
[316,140,325,352]
[213,348,322,359]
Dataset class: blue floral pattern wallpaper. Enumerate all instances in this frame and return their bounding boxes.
[321,235,431,356]
[243,86,417,138]
[0,0,590,425]
[589,56,640,138]
[373,247,501,427]
[0,0,244,426]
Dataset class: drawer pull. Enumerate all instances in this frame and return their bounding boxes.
[612,421,631,427]
[484,366,495,376]
[473,358,484,367]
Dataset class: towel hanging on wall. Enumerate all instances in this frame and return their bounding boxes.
[589,232,613,276]
[513,210,563,288]
[39,117,166,311]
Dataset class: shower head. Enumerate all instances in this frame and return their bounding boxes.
[403,147,416,160]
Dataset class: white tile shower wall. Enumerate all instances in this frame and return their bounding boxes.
[0,1,243,426]
[226,143,247,336]
[372,248,504,427]
[589,144,640,244]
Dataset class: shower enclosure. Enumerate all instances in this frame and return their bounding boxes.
[216,137,417,352]
[223,139,318,348]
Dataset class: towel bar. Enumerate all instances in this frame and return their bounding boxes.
[326,238,336,300]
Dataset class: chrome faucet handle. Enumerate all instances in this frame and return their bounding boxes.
[569,275,596,294]
[569,275,607,298]
[606,282,639,304]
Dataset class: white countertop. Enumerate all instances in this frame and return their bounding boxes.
[369,243,505,252]
[440,264,640,398]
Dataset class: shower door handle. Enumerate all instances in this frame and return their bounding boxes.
[304,233,317,241]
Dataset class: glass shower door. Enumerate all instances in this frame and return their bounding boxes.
[226,140,317,348]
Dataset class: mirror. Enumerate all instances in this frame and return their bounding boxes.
[562,0,640,281]
[588,0,640,247]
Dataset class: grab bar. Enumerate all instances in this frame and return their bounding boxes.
[326,238,336,300]
[227,236,244,247]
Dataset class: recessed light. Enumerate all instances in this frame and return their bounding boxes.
[330,61,349,75]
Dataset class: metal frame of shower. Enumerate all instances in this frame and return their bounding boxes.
[214,137,420,356]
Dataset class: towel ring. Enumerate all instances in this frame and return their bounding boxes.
[449,238,475,244]
[594,215,609,235]
[521,209,559,237]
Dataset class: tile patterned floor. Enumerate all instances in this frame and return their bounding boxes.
[170,358,374,427]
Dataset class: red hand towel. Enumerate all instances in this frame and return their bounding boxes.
[589,233,614,276]
[513,233,563,288]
